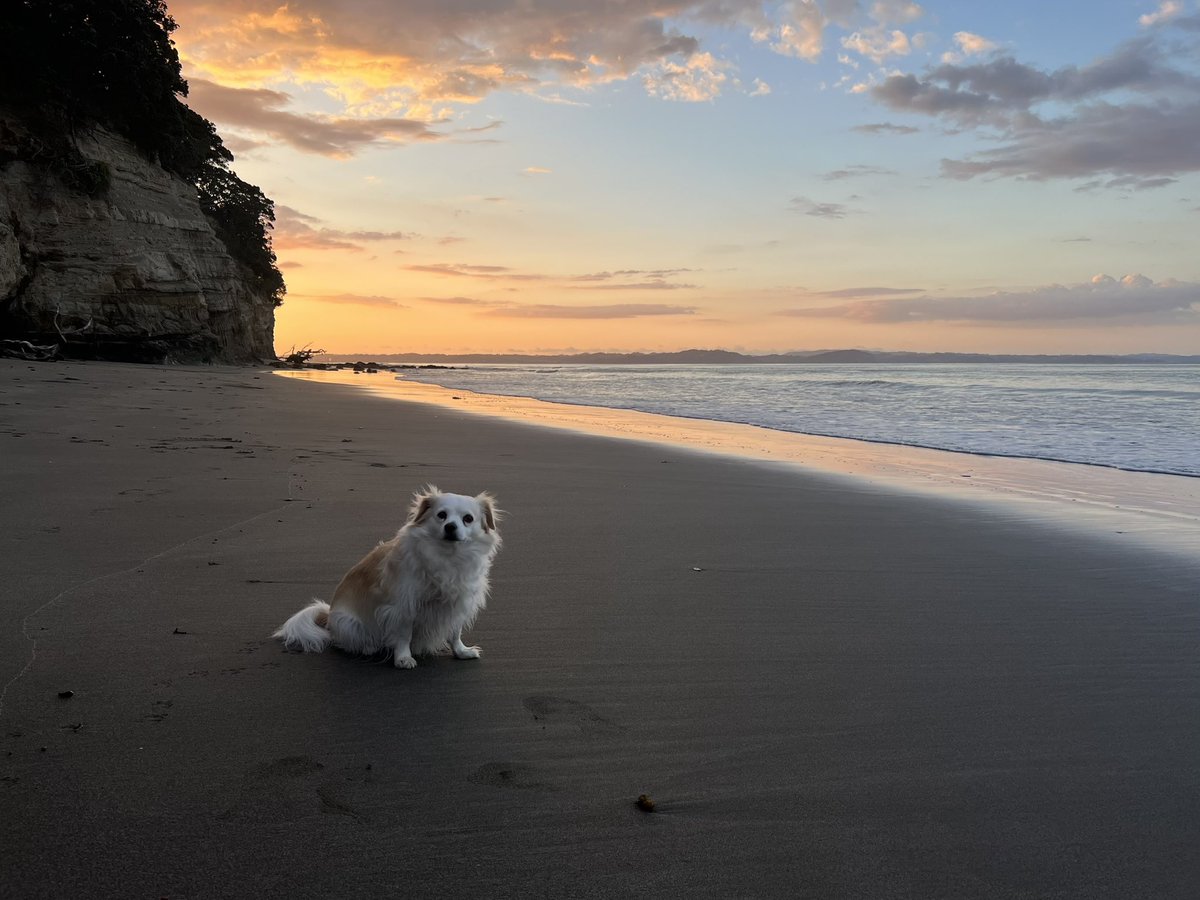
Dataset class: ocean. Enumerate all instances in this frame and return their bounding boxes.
[397,363,1200,478]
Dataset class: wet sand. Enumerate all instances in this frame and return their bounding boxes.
[2,359,1198,898]
[286,368,1200,557]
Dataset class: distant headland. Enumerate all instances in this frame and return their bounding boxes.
[315,349,1200,366]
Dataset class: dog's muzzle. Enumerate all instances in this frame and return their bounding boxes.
[443,522,460,541]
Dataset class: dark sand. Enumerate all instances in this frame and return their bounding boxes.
[2,360,1198,899]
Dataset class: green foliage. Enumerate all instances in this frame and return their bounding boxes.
[0,0,284,304]
[1,1,185,162]
[196,165,286,306]
[62,159,113,197]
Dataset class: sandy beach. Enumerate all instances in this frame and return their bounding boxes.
[2,359,1199,899]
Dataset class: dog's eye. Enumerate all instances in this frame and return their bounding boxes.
[463,514,474,525]
[436,511,447,520]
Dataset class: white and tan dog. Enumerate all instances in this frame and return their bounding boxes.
[274,486,501,668]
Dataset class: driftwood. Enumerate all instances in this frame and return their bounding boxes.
[53,308,95,343]
[0,338,61,361]
[0,308,96,361]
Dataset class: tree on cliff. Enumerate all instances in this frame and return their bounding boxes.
[0,0,285,306]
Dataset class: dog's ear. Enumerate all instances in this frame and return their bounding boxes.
[475,492,500,532]
[409,485,440,523]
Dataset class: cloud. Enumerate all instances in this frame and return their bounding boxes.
[748,0,920,64]
[479,303,698,318]
[749,78,772,96]
[851,121,919,135]
[186,79,445,157]
[1072,174,1180,192]
[941,30,998,64]
[952,31,996,54]
[761,2,829,61]
[572,281,699,290]
[417,295,513,307]
[569,268,696,283]
[841,28,912,64]
[173,0,944,118]
[777,274,1200,325]
[419,295,492,305]
[274,206,414,251]
[405,262,546,280]
[877,41,1190,123]
[823,164,897,180]
[812,286,926,298]
[790,196,854,218]
[405,262,698,288]
[869,1,924,25]
[644,51,733,102]
[938,102,1200,185]
[1140,1,1183,27]
[522,166,553,176]
[172,0,756,113]
[218,133,270,155]
[833,1,924,64]
[292,292,408,308]
[869,19,1200,184]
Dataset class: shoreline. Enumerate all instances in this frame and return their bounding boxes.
[278,368,1200,561]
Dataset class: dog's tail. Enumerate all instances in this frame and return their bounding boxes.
[273,600,333,652]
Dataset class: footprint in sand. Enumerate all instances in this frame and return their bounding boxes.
[144,699,172,723]
[251,755,324,780]
[468,761,554,791]
[220,755,362,821]
[319,789,361,817]
[523,695,624,736]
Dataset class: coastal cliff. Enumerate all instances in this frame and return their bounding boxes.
[0,114,276,363]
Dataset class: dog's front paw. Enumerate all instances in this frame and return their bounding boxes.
[453,645,482,660]
[394,654,418,669]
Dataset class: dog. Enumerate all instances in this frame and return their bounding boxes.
[274,486,501,668]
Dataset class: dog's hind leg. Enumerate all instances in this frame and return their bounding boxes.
[327,609,382,656]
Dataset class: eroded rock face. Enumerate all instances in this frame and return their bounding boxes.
[0,116,276,363]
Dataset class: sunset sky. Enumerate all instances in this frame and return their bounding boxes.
[169,0,1200,355]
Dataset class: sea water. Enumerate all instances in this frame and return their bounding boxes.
[397,363,1200,478]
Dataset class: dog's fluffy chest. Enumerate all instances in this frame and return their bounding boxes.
[395,537,491,608]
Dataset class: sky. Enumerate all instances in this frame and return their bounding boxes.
[169,0,1200,355]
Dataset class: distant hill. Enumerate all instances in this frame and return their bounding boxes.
[320,349,1200,365]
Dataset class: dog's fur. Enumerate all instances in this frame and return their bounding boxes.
[274,486,501,668]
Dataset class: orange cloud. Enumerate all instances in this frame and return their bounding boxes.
[187,80,444,156]
[480,303,698,319]
[291,293,409,308]
[274,206,414,251]
[402,262,700,289]
[167,0,799,122]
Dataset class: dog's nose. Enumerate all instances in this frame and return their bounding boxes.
[443,521,458,538]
